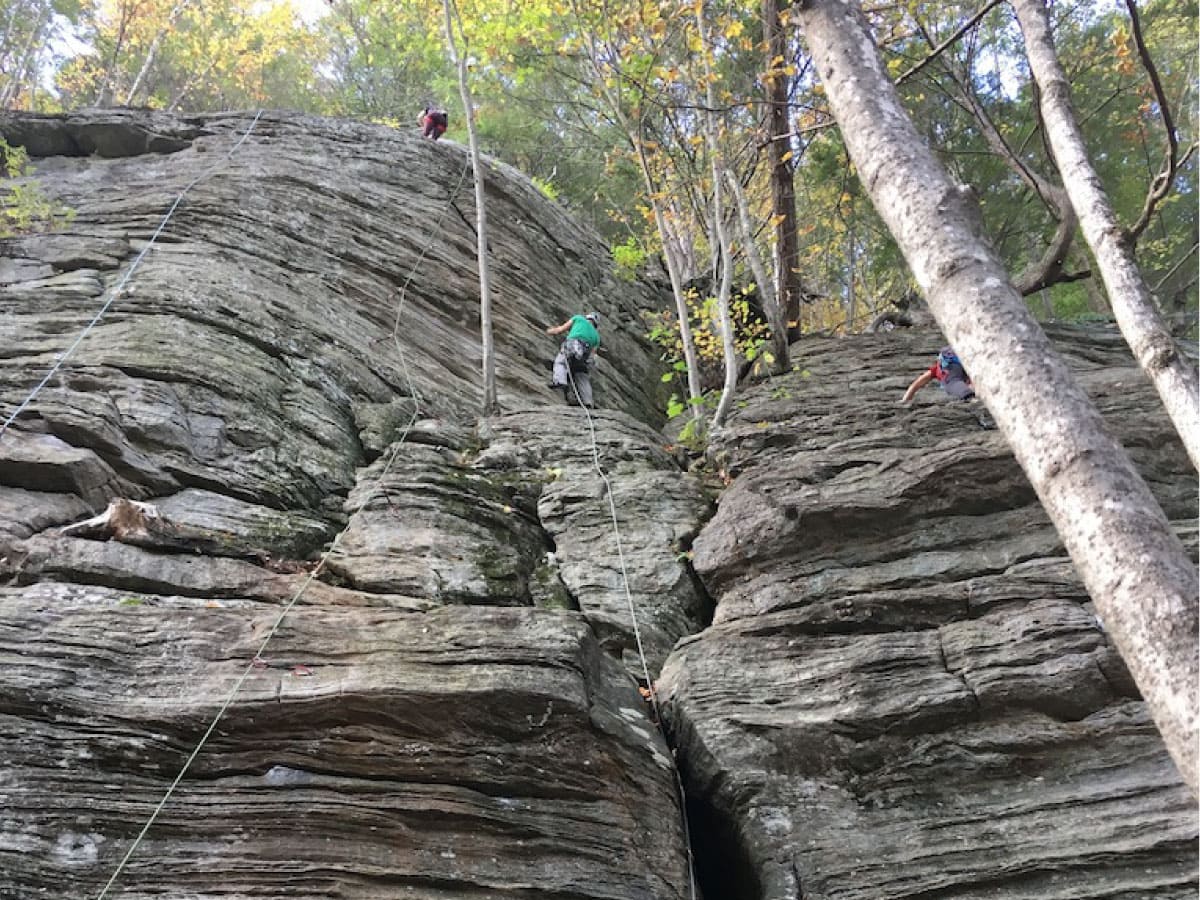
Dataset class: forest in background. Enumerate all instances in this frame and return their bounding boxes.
[0,0,1196,345]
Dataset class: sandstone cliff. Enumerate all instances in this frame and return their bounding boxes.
[0,109,1195,899]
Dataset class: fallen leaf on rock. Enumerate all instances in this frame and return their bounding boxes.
[291,665,314,676]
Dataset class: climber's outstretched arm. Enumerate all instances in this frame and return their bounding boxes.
[899,370,934,406]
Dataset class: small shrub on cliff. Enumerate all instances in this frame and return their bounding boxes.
[611,236,647,280]
[1,138,74,238]
[531,175,559,201]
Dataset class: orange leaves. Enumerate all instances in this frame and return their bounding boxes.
[1112,26,1136,76]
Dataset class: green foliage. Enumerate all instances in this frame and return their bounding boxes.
[53,0,331,112]
[644,285,769,383]
[5,0,1192,337]
[611,237,647,280]
[531,176,559,201]
[666,391,717,451]
[0,139,73,238]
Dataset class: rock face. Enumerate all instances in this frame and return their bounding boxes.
[0,109,702,899]
[659,328,1198,899]
[0,109,1195,900]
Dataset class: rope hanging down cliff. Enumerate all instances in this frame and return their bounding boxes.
[565,370,700,900]
[0,110,264,443]
[95,149,473,900]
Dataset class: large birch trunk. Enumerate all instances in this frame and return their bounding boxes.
[795,0,1198,793]
[442,0,496,417]
[1011,0,1200,470]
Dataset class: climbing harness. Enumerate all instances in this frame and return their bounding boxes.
[565,369,699,900]
[94,131,470,900]
[0,110,265,443]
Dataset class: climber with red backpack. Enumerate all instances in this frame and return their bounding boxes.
[420,106,448,140]
[546,312,600,408]
[899,346,977,405]
[898,345,995,428]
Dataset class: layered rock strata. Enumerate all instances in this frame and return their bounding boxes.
[659,328,1198,899]
[1,108,1195,900]
[0,110,701,899]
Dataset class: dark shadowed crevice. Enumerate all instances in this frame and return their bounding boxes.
[675,498,717,630]
[682,551,716,630]
[684,786,763,900]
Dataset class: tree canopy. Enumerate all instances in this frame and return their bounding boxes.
[3,0,1192,332]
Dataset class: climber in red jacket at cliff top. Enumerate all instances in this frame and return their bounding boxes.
[419,106,448,141]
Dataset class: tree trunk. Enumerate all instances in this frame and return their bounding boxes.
[0,3,48,109]
[925,23,1079,297]
[696,1,739,429]
[727,169,783,371]
[844,226,857,332]
[442,0,496,417]
[795,0,1198,793]
[124,0,192,106]
[1011,0,1200,470]
[628,139,705,425]
[95,3,135,106]
[763,0,801,360]
[566,1,706,425]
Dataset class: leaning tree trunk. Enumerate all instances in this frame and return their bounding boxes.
[1011,0,1200,470]
[442,0,496,417]
[632,139,706,425]
[930,35,1079,297]
[763,0,801,368]
[795,0,1198,793]
[123,0,192,106]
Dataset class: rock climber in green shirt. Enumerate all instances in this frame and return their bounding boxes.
[546,312,600,407]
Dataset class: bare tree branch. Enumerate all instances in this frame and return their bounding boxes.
[1121,0,1183,243]
[894,0,1004,85]
[1152,240,1200,294]
[911,14,1079,294]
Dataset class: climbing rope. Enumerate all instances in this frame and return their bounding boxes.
[0,110,265,443]
[82,125,690,896]
[564,368,699,900]
[95,134,469,900]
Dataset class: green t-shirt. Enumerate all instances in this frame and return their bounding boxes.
[566,315,600,348]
